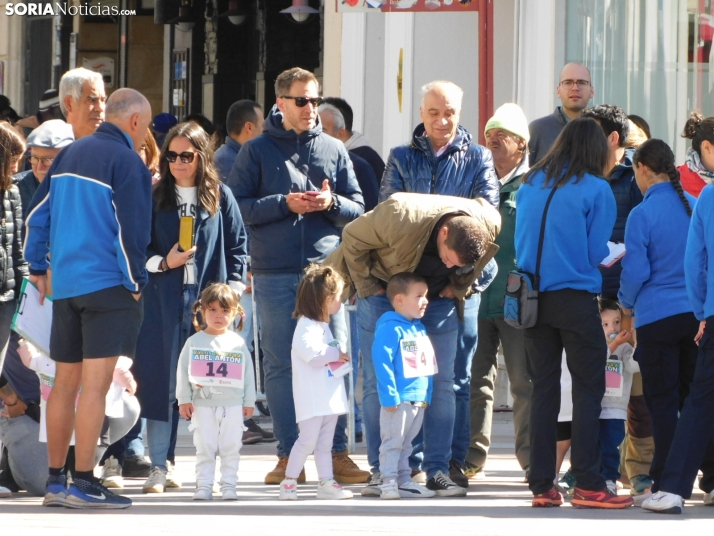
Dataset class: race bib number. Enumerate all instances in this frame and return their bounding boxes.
[189,348,245,389]
[39,373,54,402]
[605,359,623,397]
[400,334,437,378]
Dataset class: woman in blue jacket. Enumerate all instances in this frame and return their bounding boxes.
[622,140,714,514]
[617,139,705,512]
[515,118,629,508]
[132,122,247,493]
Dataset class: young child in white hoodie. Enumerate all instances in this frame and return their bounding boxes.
[279,264,352,501]
[177,283,256,501]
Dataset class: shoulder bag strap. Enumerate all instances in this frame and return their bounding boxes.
[534,185,558,290]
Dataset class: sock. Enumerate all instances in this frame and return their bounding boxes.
[49,467,64,477]
[74,470,94,483]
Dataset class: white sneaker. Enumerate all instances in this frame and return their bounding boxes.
[360,471,382,497]
[142,467,167,494]
[398,481,436,498]
[703,490,714,505]
[165,461,181,489]
[606,480,617,494]
[379,479,400,500]
[222,488,238,501]
[279,478,298,501]
[0,485,11,498]
[192,487,213,501]
[633,490,652,507]
[642,491,684,514]
[101,456,124,489]
[316,478,353,500]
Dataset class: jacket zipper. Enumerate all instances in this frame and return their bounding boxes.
[430,158,439,194]
[299,137,305,264]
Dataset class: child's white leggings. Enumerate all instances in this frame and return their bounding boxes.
[190,405,244,491]
[285,414,338,480]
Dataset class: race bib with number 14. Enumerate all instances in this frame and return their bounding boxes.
[400,333,437,378]
[189,348,245,388]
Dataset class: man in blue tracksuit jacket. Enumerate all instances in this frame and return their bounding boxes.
[378,80,499,493]
[24,88,153,509]
[228,68,365,485]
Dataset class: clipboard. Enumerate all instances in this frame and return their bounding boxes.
[11,278,53,357]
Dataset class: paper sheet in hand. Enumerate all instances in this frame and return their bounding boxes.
[600,242,626,268]
[11,278,53,356]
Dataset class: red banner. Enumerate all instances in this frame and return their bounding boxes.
[337,0,478,13]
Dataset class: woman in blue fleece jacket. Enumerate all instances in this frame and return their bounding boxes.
[617,139,707,512]
[631,141,714,514]
[515,118,624,508]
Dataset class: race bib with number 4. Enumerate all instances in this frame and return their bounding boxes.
[400,333,437,378]
[189,348,245,389]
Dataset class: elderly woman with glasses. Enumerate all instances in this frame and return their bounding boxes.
[132,121,248,494]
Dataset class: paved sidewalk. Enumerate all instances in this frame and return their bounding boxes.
[2,433,714,536]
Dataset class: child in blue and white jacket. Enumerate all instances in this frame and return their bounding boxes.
[371,272,436,500]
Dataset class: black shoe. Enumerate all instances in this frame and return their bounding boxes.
[245,418,276,443]
[355,431,363,443]
[448,459,469,489]
[121,455,151,478]
[426,470,467,497]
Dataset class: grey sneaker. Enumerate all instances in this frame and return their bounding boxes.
[142,467,167,494]
[100,456,124,489]
[165,461,181,489]
[360,471,382,497]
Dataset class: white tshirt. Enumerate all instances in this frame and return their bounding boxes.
[146,185,197,285]
[291,317,348,423]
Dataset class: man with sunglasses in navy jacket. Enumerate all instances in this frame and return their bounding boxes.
[228,67,365,486]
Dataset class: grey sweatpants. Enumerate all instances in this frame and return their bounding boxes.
[379,403,424,485]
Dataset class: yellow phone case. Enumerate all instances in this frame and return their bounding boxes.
[179,216,195,252]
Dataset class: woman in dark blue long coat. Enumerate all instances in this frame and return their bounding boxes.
[132,122,247,493]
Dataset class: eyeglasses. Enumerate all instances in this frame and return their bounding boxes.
[559,79,591,89]
[165,151,197,164]
[28,155,55,166]
[280,96,323,108]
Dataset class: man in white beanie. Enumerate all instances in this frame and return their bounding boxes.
[14,120,75,219]
[466,103,533,482]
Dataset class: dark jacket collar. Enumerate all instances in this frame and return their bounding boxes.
[224,136,241,153]
[263,104,323,142]
[94,121,133,149]
[409,124,472,158]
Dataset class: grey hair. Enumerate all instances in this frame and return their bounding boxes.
[105,89,151,122]
[420,80,463,111]
[317,103,345,134]
[59,67,105,116]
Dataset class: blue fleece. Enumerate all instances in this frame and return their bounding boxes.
[372,311,433,407]
[618,182,695,328]
[24,122,152,299]
[515,169,616,294]
[685,185,714,321]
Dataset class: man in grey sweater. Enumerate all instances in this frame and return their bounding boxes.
[528,62,594,164]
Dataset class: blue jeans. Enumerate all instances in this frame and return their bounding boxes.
[599,419,625,482]
[358,293,458,478]
[253,273,348,458]
[147,284,197,471]
[349,310,363,435]
[449,294,480,466]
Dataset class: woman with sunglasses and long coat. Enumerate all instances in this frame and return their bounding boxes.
[132,121,248,493]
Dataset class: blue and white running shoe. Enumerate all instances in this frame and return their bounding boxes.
[43,474,67,507]
[64,478,132,509]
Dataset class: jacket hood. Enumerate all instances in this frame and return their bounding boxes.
[410,124,472,156]
[263,104,323,141]
[376,311,420,329]
[344,131,371,151]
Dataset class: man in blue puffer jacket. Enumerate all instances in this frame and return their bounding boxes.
[375,80,499,495]
[228,67,365,486]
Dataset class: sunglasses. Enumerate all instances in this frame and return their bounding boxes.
[165,151,197,164]
[280,96,323,108]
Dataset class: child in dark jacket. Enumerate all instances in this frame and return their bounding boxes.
[370,273,436,500]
